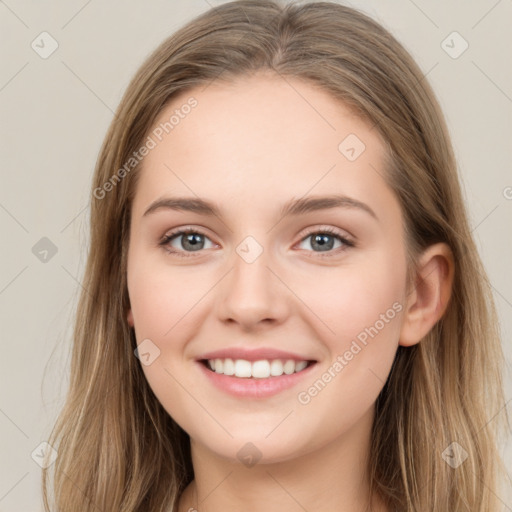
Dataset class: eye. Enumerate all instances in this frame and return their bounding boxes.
[159,226,355,258]
[159,227,216,258]
[296,227,355,257]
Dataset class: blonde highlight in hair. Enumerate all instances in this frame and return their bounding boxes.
[42,1,508,510]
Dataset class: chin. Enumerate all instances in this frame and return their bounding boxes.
[191,424,322,467]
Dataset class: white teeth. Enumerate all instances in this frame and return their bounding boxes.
[252,360,270,379]
[295,361,307,372]
[234,359,252,378]
[223,358,235,376]
[205,358,310,378]
[283,360,295,375]
[270,360,283,376]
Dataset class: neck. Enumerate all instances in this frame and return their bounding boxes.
[178,407,388,512]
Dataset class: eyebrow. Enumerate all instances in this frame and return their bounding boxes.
[143,194,378,221]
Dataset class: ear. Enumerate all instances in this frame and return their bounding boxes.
[127,308,134,328]
[399,242,454,347]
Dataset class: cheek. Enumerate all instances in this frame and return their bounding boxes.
[128,259,201,339]
[294,268,404,439]
[128,263,200,421]
[299,252,405,345]
[296,251,405,414]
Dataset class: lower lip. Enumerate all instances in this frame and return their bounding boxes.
[197,361,317,398]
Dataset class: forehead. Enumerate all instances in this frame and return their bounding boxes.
[153,71,379,159]
[131,71,396,222]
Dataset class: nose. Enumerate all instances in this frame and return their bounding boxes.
[217,242,290,331]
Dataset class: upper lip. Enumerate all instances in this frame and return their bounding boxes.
[197,347,317,362]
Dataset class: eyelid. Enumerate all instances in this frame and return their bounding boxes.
[297,224,353,243]
[161,225,212,240]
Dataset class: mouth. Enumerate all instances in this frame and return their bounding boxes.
[195,346,319,398]
[200,358,316,379]
[196,357,318,398]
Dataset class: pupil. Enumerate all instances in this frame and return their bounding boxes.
[184,233,203,251]
[313,234,334,251]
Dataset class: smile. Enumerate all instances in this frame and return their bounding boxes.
[197,357,318,398]
[204,358,311,378]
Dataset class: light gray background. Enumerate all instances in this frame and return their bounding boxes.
[1,1,511,510]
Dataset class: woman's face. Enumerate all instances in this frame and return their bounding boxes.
[126,71,409,464]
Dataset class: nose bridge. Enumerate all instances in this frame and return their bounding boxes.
[219,233,288,327]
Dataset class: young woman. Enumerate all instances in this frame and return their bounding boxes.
[42,1,509,511]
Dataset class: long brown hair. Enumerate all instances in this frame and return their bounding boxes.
[42,1,509,510]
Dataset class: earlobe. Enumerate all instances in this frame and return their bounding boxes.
[399,243,454,347]
[127,309,134,327]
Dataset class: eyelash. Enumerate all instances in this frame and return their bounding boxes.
[158,226,355,259]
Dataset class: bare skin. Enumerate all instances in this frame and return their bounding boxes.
[125,70,454,512]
